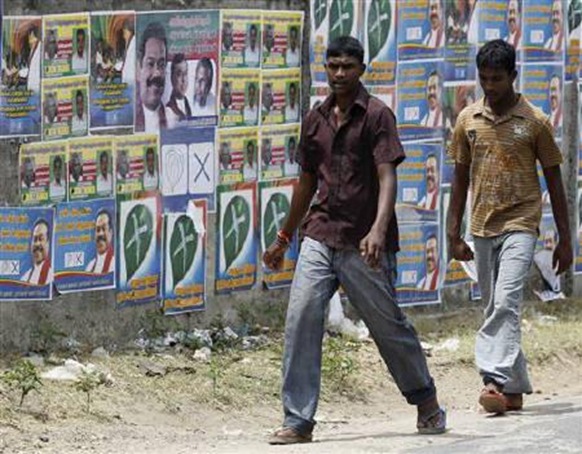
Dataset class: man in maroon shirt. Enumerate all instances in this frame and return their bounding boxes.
[263,36,446,445]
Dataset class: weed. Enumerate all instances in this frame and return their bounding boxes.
[74,369,103,413]
[208,356,226,397]
[1,359,43,407]
[321,336,360,393]
[30,319,67,354]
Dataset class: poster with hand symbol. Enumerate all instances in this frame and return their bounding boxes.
[215,182,257,294]
[116,195,161,307]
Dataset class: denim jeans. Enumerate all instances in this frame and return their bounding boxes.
[281,237,436,434]
[474,232,537,394]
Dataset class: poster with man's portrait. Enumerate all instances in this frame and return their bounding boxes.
[114,134,159,197]
[220,10,262,68]
[219,68,261,127]
[68,136,114,200]
[42,13,89,78]
[42,75,89,141]
[261,68,301,125]
[262,10,303,68]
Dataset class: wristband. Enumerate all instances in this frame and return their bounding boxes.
[276,230,292,246]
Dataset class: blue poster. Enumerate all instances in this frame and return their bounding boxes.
[309,0,329,85]
[521,63,563,138]
[116,195,161,308]
[54,198,116,293]
[443,81,477,147]
[444,0,477,81]
[476,0,514,50]
[396,141,442,223]
[363,0,397,85]
[0,207,54,301]
[397,60,445,141]
[161,122,217,213]
[566,0,581,81]
[523,0,565,62]
[396,222,441,306]
[215,182,257,294]
[397,0,446,61]
[162,199,207,315]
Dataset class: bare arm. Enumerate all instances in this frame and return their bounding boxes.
[447,162,474,261]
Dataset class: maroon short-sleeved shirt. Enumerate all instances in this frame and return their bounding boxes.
[297,84,405,251]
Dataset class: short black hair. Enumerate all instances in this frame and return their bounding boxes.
[33,218,50,237]
[96,209,113,232]
[249,24,257,33]
[476,39,516,74]
[146,147,155,157]
[196,57,214,84]
[77,28,86,39]
[99,151,108,163]
[138,22,167,65]
[326,36,364,64]
[171,53,187,79]
[426,233,438,246]
[76,90,84,101]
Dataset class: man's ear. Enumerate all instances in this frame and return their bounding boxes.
[360,63,366,75]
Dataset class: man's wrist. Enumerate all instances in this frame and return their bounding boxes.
[276,229,292,248]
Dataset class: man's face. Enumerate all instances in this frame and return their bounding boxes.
[262,140,272,165]
[552,0,563,35]
[95,213,112,255]
[172,60,188,98]
[478,67,517,106]
[47,33,57,59]
[77,32,85,56]
[76,94,84,119]
[46,95,57,122]
[265,26,274,50]
[428,0,442,30]
[118,152,129,177]
[220,143,231,166]
[246,143,255,163]
[507,0,520,33]
[426,74,441,110]
[100,154,108,177]
[263,84,273,109]
[289,28,298,52]
[72,155,82,181]
[550,76,561,111]
[23,160,34,187]
[221,83,232,108]
[195,64,211,105]
[425,157,438,193]
[146,151,155,175]
[223,23,233,49]
[139,37,166,110]
[31,223,49,265]
[53,159,62,183]
[248,84,256,107]
[325,54,364,96]
[249,26,257,50]
[425,237,438,273]
[288,139,297,162]
[289,84,297,107]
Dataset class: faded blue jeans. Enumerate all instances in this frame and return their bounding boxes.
[474,232,537,394]
[281,237,436,434]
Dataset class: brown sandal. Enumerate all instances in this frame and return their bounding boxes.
[479,387,507,414]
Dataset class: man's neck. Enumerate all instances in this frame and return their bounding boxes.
[144,103,159,113]
[173,91,185,101]
[334,87,359,112]
[487,91,518,116]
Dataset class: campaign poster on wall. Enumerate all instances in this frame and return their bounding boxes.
[0,207,55,301]
[163,199,207,315]
[396,141,442,224]
[217,127,259,184]
[261,68,301,125]
[259,123,301,180]
[259,179,298,289]
[117,195,161,308]
[0,16,42,137]
[215,182,257,294]
[68,136,114,201]
[444,0,477,81]
[443,81,477,147]
[522,0,565,62]
[310,0,330,84]
[135,10,220,134]
[54,198,116,293]
[42,13,89,78]
[575,181,582,273]
[475,0,515,49]
[367,85,396,113]
[566,0,581,81]
[90,12,135,130]
[396,222,441,306]
[397,0,446,61]
[42,75,89,140]
[20,140,68,206]
[520,63,563,138]
[310,84,330,108]
[219,68,261,127]
[327,0,365,46]
[220,10,262,68]
[114,134,159,197]
[534,214,561,291]
[362,0,397,85]
[397,60,445,141]
[262,10,303,68]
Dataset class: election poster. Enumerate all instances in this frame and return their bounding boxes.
[42,75,89,141]
[576,181,582,273]
[443,81,476,145]
[366,85,396,112]
[261,68,301,125]
[395,141,442,224]
[310,0,330,84]
[20,140,68,206]
[396,222,441,306]
[261,10,303,68]
[220,10,262,68]
[396,60,445,141]
[534,213,564,300]
[42,13,89,78]
[397,0,446,61]
[217,127,259,184]
[135,10,220,134]
[362,0,397,85]
[219,68,261,127]
[160,122,217,213]
[310,84,330,108]
[0,16,42,137]
[522,0,565,62]
[538,162,554,214]
[54,198,116,293]
[327,0,365,45]
[520,63,563,138]
[475,0,514,50]
[215,182,257,294]
[163,199,207,314]
[90,11,136,130]
[0,207,55,301]
[117,195,161,308]
[68,136,114,201]
[259,179,298,289]
[259,123,301,180]
[444,0,477,81]
[114,134,159,197]
[566,0,581,81]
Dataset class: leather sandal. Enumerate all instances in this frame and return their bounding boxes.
[268,426,313,445]
[504,393,523,411]
[417,407,447,434]
[479,387,507,414]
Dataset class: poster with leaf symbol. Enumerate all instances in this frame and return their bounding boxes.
[363,0,397,85]
[116,195,161,307]
[215,182,257,294]
[259,179,298,289]
[162,199,207,315]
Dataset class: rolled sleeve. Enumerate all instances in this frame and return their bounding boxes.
[372,107,405,167]
[535,118,563,168]
[448,114,471,165]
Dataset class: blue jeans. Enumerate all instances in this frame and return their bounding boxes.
[474,232,536,394]
[281,237,436,434]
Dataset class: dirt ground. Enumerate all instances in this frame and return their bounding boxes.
[1,300,581,454]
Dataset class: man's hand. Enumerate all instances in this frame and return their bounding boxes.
[553,241,573,275]
[449,237,474,261]
[263,241,288,271]
[359,227,385,269]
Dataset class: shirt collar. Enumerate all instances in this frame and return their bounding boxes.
[317,83,369,117]
[474,94,527,122]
